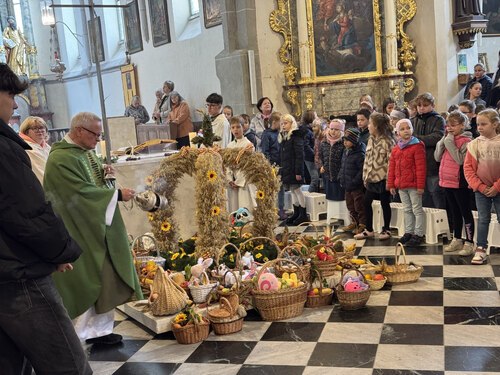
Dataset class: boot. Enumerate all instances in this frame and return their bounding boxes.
[286,205,300,225]
[293,206,309,226]
[278,209,288,221]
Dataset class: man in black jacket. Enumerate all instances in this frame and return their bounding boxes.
[0,64,91,374]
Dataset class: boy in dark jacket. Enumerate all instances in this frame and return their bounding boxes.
[0,64,91,374]
[339,128,367,233]
[411,92,446,209]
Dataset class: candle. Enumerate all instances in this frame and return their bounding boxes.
[321,87,325,95]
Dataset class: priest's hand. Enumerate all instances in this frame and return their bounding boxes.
[57,263,74,272]
[121,188,136,201]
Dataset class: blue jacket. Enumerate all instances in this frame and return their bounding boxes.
[261,128,280,166]
[339,142,366,192]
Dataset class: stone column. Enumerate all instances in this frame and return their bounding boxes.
[384,0,400,74]
[20,0,53,126]
[297,0,310,80]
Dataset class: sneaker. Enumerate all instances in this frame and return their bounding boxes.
[354,224,366,235]
[339,222,357,232]
[406,234,424,246]
[354,230,374,239]
[458,242,474,256]
[471,248,488,265]
[444,238,464,253]
[399,233,413,244]
[85,333,123,345]
[378,230,392,240]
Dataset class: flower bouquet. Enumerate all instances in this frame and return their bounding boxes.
[171,305,210,344]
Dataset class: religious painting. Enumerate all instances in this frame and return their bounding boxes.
[87,17,105,63]
[307,0,382,81]
[123,0,143,54]
[121,64,138,107]
[478,53,490,72]
[203,0,222,28]
[149,0,171,46]
[483,0,500,35]
[457,53,468,74]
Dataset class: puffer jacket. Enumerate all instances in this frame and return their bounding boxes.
[387,138,426,190]
[339,142,366,192]
[319,139,344,182]
[435,132,472,189]
[299,123,315,162]
[280,127,306,184]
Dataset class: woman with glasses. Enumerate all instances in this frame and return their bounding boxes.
[19,116,50,183]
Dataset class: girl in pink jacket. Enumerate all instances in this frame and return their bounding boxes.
[435,111,474,256]
[464,109,500,264]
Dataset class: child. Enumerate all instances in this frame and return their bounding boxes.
[435,110,474,254]
[226,116,256,213]
[279,114,308,225]
[261,112,286,220]
[240,114,257,148]
[464,108,500,265]
[223,105,233,121]
[356,108,371,146]
[355,113,395,240]
[339,128,366,233]
[319,119,345,205]
[312,117,325,174]
[300,110,320,193]
[387,119,426,244]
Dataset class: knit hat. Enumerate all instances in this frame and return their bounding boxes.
[329,119,345,132]
[390,109,406,121]
[395,118,413,134]
[343,127,360,145]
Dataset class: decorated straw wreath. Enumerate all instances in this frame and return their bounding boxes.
[144,114,280,260]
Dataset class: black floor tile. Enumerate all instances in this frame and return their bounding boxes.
[113,362,181,375]
[373,370,444,375]
[186,341,257,364]
[238,364,305,375]
[404,245,443,255]
[308,342,377,367]
[152,331,176,340]
[421,265,443,277]
[444,277,497,290]
[329,305,386,323]
[363,237,402,247]
[243,309,264,322]
[389,291,443,306]
[444,307,500,325]
[380,324,443,345]
[445,346,500,372]
[261,322,324,342]
[443,255,473,265]
[88,340,149,362]
[492,265,500,276]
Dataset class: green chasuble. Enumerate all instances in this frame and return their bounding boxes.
[44,140,142,319]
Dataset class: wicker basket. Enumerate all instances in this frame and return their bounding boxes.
[382,243,424,285]
[206,295,244,335]
[212,243,241,285]
[132,234,166,268]
[189,272,218,303]
[211,317,244,335]
[335,269,371,310]
[252,258,308,321]
[275,245,311,283]
[306,269,333,308]
[171,319,210,344]
[366,276,387,291]
[310,244,339,277]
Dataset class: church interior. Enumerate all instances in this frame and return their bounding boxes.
[2,0,500,374]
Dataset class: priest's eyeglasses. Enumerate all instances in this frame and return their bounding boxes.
[79,127,102,139]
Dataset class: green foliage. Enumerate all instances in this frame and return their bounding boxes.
[191,110,221,148]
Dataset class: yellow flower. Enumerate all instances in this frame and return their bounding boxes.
[256,190,265,200]
[229,254,234,262]
[148,213,154,221]
[174,313,187,323]
[264,257,269,262]
[207,170,217,182]
[145,175,154,186]
[255,253,262,259]
[242,232,252,239]
[161,221,171,232]
[255,244,264,251]
[211,206,221,216]
[171,252,179,260]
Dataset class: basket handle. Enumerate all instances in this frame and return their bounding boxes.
[310,268,326,294]
[131,234,159,257]
[222,269,240,290]
[255,257,307,285]
[279,244,309,259]
[239,236,281,263]
[215,242,241,271]
[237,220,254,237]
[395,242,407,265]
[290,221,319,239]
[338,267,367,288]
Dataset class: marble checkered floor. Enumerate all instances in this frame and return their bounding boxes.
[87,225,500,375]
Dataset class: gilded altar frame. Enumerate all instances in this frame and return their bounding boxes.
[305,0,383,83]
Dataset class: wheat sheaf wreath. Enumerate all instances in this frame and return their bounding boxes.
[146,147,280,258]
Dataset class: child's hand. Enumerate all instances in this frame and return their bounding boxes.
[390,188,396,195]
[296,175,302,181]
[320,166,325,174]
[417,189,424,195]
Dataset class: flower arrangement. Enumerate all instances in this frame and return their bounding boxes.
[171,305,205,328]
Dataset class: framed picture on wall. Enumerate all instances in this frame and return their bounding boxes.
[203,0,222,28]
[123,0,143,54]
[457,53,468,74]
[483,0,500,36]
[149,0,171,47]
[88,17,105,63]
[121,64,138,108]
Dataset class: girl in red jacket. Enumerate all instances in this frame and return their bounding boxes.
[387,119,426,245]
[464,109,500,265]
[435,111,474,256]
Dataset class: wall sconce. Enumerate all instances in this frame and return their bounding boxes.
[40,0,55,26]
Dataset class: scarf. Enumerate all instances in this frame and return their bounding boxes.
[19,132,48,149]
[326,129,343,145]
[397,135,419,149]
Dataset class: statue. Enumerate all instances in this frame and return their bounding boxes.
[456,0,483,18]
[2,16,29,76]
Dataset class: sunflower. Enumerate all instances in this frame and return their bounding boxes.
[145,175,154,186]
[255,253,262,259]
[256,190,265,200]
[148,213,154,221]
[171,252,179,260]
[161,221,171,232]
[173,313,187,324]
[206,170,217,182]
[211,206,221,216]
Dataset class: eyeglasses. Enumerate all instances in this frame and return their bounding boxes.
[29,126,46,132]
[79,126,102,139]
